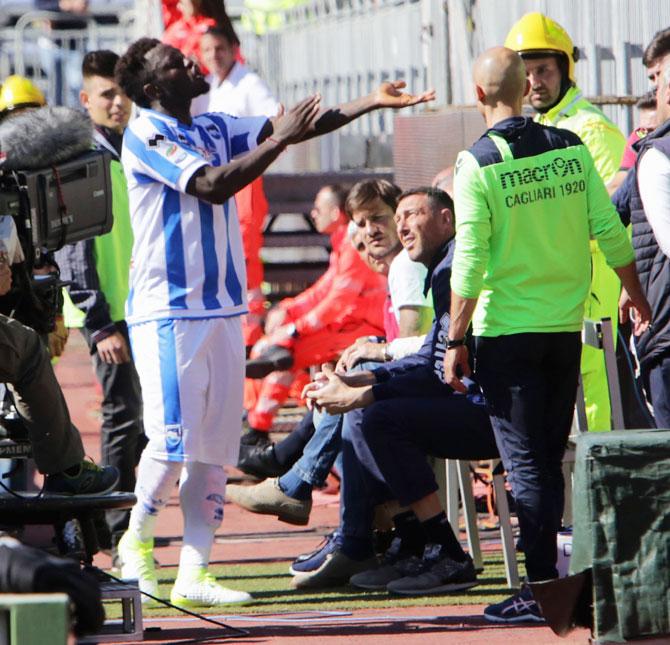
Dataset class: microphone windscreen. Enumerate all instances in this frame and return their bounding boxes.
[0,106,93,170]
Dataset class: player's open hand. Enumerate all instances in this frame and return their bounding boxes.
[271,94,321,145]
[374,81,435,109]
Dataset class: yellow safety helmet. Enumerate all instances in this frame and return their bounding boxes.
[0,75,46,114]
[505,13,580,82]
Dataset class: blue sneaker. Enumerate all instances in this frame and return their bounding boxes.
[289,531,341,575]
[484,585,545,623]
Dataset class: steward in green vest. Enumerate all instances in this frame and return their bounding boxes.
[506,12,626,431]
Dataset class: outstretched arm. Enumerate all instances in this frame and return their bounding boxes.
[188,95,321,204]
[269,81,435,142]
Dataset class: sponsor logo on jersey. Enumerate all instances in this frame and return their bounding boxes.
[500,156,583,189]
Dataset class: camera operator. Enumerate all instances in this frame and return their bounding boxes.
[0,259,119,495]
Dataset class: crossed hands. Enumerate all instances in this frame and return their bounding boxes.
[302,364,374,414]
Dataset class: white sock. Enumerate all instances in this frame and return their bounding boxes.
[128,454,182,543]
[177,462,227,581]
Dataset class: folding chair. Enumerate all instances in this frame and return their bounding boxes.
[564,317,623,526]
[442,458,520,588]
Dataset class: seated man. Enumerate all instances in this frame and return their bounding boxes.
[241,183,390,455]
[0,260,118,495]
[294,188,498,592]
[230,179,432,516]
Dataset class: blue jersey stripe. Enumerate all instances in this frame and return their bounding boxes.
[157,319,184,461]
[162,187,188,309]
[124,128,184,186]
[231,132,250,157]
[198,200,222,310]
[223,200,243,305]
[207,115,231,161]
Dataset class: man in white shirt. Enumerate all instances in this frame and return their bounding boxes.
[192,26,280,119]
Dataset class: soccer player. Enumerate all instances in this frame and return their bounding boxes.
[113,37,434,607]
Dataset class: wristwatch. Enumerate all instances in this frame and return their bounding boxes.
[446,337,466,349]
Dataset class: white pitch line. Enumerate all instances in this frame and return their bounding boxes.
[143,611,447,626]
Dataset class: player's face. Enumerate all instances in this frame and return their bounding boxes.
[351,197,401,261]
[80,75,131,133]
[200,33,237,80]
[146,44,210,101]
[396,193,450,265]
[523,56,563,110]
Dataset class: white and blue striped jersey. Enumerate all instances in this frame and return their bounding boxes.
[121,108,268,325]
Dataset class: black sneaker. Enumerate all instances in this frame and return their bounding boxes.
[484,585,545,623]
[44,461,119,496]
[237,443,286,479]
[240,428,271,447]
[237,429,271,471]
[290,531,341,574]
[246,346,294,379]
[350,537,422,590]
[386,543,478,595]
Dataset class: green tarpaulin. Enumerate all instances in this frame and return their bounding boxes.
[570,429,670,642]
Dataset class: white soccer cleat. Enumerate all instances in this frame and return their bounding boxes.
[170,568,252,608]
[116,531,161,605]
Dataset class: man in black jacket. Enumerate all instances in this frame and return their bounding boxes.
[301,188,497,594]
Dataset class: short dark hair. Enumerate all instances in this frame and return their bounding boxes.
[345,179,401,219]
[636,90,657,111]
[82,50,119,80]
[398,186,455,219]
[643,28,670,67]
[203,24,239,48]
[115,38,161,108]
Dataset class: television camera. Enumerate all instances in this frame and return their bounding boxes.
[0,105,113,333]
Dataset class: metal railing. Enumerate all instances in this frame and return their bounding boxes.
[0,10,136,106]
[238,0,670,141]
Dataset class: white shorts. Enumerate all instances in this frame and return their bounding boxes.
[129,316,244,466]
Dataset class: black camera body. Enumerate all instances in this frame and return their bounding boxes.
[0,149,113,255]
[0,149,114,333]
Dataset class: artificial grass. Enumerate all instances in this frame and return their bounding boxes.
[104,551,526,619]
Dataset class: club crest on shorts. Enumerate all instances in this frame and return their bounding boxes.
[165,424,184,455]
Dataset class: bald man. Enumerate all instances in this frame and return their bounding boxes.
[445,47,650,623]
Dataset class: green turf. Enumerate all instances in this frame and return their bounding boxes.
[104,552,525,619]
